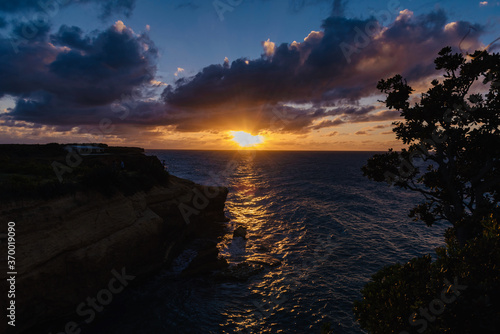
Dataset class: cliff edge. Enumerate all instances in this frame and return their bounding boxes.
[0,144,228,333]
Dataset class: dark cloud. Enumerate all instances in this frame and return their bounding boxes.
[373,124,390,129]
[347,110,401,123]
[3,0,138,44]
[10,19,52,41]
[1,21,158,125]
[308,108,398,131]
[50,25,92,50]
[159,9,484,133]
[0,5,488,137]
[311,118,345,130]
[0,0,136,19]
[0,0,43,12]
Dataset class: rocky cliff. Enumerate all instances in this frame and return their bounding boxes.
[0,157,228,333]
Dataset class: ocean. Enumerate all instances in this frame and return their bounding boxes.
[86,150,448,334]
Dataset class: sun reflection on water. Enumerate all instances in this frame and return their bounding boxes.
[97,150,453,333]
[219,151,305,332]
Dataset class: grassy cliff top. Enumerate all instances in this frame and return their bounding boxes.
[0,143,169,201]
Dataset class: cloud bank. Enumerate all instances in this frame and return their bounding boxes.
[0,4,487,138]
[1,21,158,126]
[160,8,484,133]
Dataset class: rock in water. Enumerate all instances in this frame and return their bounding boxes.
[181,241,228,277]
[216,262,264,281]
[233,226,247,239]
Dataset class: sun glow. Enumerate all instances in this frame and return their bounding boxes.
[230,131,264,148]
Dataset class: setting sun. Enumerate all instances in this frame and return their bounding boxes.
[230,131,264,148]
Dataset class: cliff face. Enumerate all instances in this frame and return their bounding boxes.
[0,175,228,333]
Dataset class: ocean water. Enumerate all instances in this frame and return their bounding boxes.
[87,150,448,334]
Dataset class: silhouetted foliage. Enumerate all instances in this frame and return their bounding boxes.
[353,215,500,333]
[362,47,500,244]
[356,48,500,333]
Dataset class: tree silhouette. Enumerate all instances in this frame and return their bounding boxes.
[362,47,500,244]
[354,47,500,334]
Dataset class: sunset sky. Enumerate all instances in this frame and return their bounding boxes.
[0,0,498,150]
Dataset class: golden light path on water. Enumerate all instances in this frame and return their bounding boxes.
[133,150,450,333]
[218,151,309,332]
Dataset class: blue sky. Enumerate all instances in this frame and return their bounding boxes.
[48,0,500,84]
[0,0,498,149]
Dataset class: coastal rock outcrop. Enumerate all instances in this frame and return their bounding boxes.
[232,226,248,239]
[0,175,228,334]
